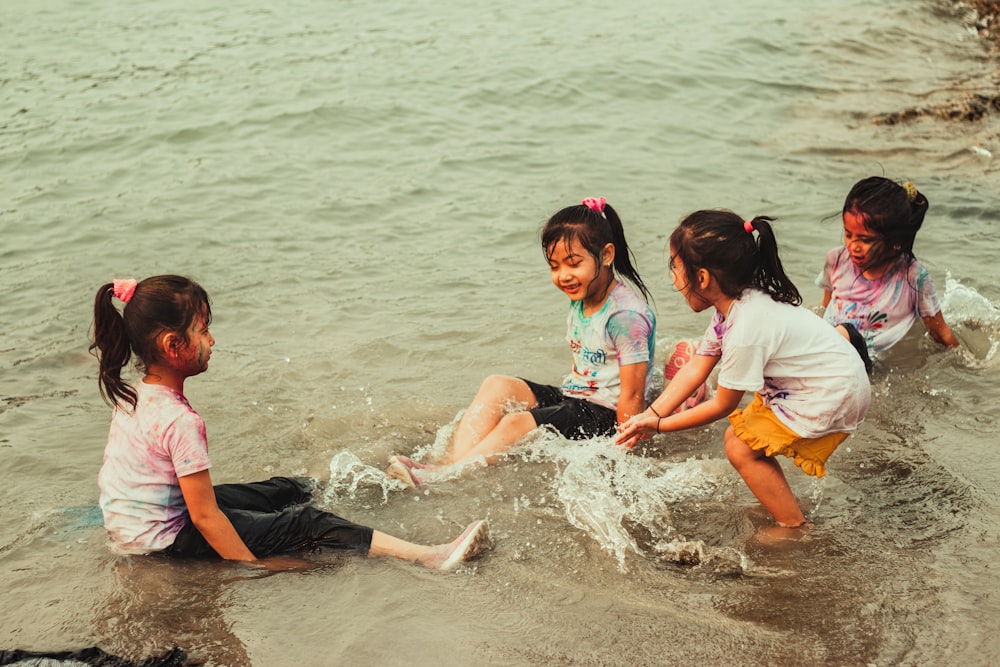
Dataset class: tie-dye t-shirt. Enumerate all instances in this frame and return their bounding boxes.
[560,281,656,410]
[697,289,870,438]
[98,381,212,555]
[816,247,942,356]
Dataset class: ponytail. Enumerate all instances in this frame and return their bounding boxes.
[90,283,137,409]
[670,210,801,306]
[745,216,801,305]
[603,203,652,303]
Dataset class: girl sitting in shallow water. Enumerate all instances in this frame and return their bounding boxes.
[818,176,959,365]
[91,274,489,569]
[386,197,661,486]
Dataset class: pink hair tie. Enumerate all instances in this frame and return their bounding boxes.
[112,278,138,304]
[582,197,606,214]
[743,219,754,233]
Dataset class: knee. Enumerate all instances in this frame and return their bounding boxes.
[498,410,537,434]
[724,429,755,468]
[479,374,517,392]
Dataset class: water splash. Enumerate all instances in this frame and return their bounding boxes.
[323,450,402,504]
[941,273,1000,325]
[525,432,736,572]
[335,408,748,573]
[940,272,1000,364]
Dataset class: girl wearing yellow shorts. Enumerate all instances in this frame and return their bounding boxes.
[617,210,871,527]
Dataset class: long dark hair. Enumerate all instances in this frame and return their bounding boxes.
[89,275,211,410]
[670,209,801,306]
[843,176,928,267]
[541,200,652,302]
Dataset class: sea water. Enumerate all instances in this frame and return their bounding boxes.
[2,0,999,664]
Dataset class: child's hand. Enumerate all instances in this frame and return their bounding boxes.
[615,412,658,450]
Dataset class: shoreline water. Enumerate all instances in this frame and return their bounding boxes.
[2,0,999,665]
[875,0,1000,124]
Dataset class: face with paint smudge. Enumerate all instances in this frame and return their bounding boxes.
[843,210,891,276]
[175,312,214,377]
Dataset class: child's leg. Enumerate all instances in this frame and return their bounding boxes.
[369,520,490,570]
[196,505,374,558]
[836,323,873,373]
[723,426,806,527]
[171,506,490,570]
[449,410,539,466]
[213,477,313,512]
[447,375,538,464]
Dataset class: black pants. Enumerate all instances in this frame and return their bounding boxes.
[166,476,374,558]
[521,379,618,439]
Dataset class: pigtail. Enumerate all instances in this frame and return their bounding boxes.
[746,216,802,306]
[89,283,138,410]
[603,203,652,303]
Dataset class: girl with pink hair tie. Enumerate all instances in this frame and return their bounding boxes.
[387,197,660,487]
[91,274,489,570]
[617,211,871,529]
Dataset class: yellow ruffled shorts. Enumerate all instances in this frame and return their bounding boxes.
[727,394,848,478]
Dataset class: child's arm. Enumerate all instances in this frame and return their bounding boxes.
[654,385,744,433]
[615,354,719,448]
[178,470,257,562]
[616,361,648,424]
[923,311,960,347]
[821,289,832,308]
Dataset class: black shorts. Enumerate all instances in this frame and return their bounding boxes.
[166,476,374,558]
[522,378,617,440]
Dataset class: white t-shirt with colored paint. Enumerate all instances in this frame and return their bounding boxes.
[697,289,870,438]
[817,247,942,356]
[98,381,212,555]
[560,281,656,410]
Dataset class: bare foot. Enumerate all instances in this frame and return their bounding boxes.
[423,520,491,571]
[386,455,436,488]
[751,521,814,548]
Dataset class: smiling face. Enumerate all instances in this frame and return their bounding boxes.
[843,209,890,276]
[547,237,613,309]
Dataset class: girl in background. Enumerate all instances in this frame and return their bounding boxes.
[617,211,870,528]
[92,275,488,569]
[388,197,657,486]
[818,176,959,363]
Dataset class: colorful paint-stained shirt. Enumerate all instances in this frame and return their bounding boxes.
[98,380,212,555]
[816,247,942,356]
[561,281,656,410]
[697,289,870,438]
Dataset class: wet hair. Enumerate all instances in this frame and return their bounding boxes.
[669,210,801,306]
[541,201,652,302]
[89,275,211,410]
[843,176,928,267]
